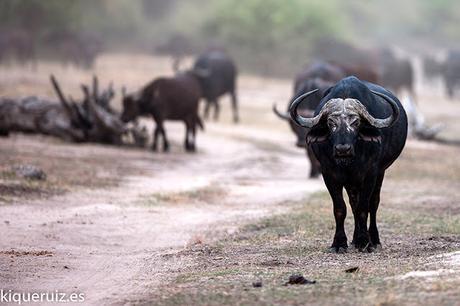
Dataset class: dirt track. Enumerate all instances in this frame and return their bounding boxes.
[0,121,324,304]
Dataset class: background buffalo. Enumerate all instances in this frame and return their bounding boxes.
[192,50,239,123]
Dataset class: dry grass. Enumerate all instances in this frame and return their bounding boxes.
[0,133,152,203]
[137,141,460,306]
[141,184,227,206]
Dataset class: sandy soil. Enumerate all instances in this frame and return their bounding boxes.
[0,55,459,305]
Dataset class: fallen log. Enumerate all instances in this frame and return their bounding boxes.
[0,75,147,147]
[0,96,85,141]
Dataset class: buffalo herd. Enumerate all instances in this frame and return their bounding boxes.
[120,49,238,152]
[423,50,460,98]
[0,29,103,69]
[5,40,460,253]
[114,46,411,253]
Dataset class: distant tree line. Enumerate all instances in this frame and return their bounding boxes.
[0,0,458,74]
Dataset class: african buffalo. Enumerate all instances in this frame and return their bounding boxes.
[274,77,334,178]
[423,55,443,81]
[42,30,103,69]
[294,61,345,92]
[121,72,203,152]
[0,29,35,65]
[332,62,380,84]
[312,38,380,83]
[192,50,238,123]
[290,76,408,253]
[443,50,460,98]
[379,49,415,100]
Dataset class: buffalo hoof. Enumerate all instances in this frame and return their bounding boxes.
[355,242,375,253]
[368,244,382,252]
[352,235,374,252]
[185,146,196,153]
[328,246,347,254]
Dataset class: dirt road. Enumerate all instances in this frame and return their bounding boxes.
[0,121,324,304]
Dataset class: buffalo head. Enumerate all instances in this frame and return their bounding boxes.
[290,89,400,159]
[120,91,141,123]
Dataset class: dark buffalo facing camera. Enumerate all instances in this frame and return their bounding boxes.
[290,76,408,253]
[192,50,238,123]
[121,72,203,152]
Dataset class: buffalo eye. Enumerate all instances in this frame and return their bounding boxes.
[327,119,337,131]
[350,117,360,127]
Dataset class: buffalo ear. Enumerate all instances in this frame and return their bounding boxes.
[306,126,329,144]
[359,126,382,143]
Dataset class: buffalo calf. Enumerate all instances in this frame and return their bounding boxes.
[121,73,203,152]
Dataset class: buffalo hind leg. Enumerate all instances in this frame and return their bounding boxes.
[190,118,197,151]
[184,119,196,152]
[152,125,160,152]
[213,100,220,121]
[154,119,169,152]
[184,121,191,151]
[231,90,239,123]
[324,174,347,253]
[369,172,385,250]
[152,116,168,152]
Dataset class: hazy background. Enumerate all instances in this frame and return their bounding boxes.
[0,0,459,76]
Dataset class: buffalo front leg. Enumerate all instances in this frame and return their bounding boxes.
[369,172,385,249]
[204,101,211,119]
[353,177,377,252]
[446,81,454,99]
[324,175,347,253]
[160,125,169,152]
[184,119,196,152]
[345,186,359,247]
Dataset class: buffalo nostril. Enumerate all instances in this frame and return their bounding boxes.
[334,144,352,156]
